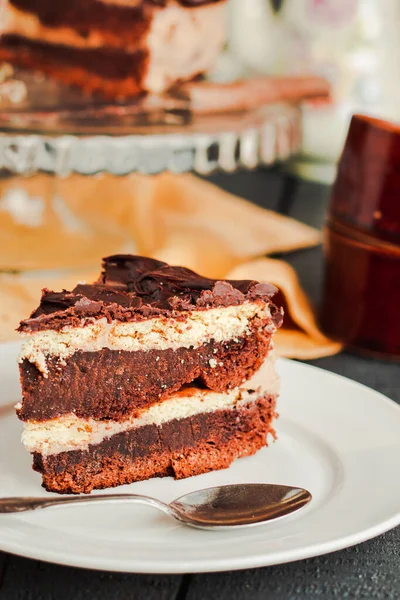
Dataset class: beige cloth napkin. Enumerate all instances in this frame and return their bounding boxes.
[0,172,342,357]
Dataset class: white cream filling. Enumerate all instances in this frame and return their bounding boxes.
[21,355,279,456]
[1,1,227,93]
[19,301,272,376]
[144,1,226,93]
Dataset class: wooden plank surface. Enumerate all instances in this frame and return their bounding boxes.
[0,554,183,600]
[185,528,400,600]
[0,169,398,600]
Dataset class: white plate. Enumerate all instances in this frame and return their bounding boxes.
[0,341,399,573]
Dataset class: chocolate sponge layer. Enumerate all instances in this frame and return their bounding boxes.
[0,36,148,97]
[32,394,277,494]
[19,327,273,421]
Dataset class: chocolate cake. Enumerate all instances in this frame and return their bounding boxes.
[0,0,227,97]
[17,255,283,494]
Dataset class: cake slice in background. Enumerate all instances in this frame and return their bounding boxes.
[17,255,283,494]
[0,0,228,98]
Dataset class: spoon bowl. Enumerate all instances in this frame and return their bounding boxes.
[0,484,312,530]
[169,484,312,529]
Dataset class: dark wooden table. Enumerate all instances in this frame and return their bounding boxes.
[1,169,399,600]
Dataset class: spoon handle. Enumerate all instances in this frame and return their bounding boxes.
[0,494,170,514]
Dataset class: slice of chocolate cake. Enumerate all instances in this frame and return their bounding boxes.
[17,255,283,494]
[0,0,227,97]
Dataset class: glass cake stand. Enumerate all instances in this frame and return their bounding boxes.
[0,69,302,176]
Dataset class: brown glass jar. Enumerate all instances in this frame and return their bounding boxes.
[321,115,400,360]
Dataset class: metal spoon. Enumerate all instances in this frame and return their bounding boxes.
[0,484,311,530]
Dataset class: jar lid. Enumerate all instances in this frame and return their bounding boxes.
[329,114,400,242]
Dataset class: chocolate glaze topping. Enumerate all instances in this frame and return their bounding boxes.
[19,255,281,333]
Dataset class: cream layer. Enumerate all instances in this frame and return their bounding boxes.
[19,301,272,376]
[1,1,226,92]
[143,0,226,93]
[21,354,279,456]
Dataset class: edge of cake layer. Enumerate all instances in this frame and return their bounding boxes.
[2,2,226,74]
[2,2,227,94]
[18,327,276,422]
[21,353,280,455]
[19,302,271,375]
[32,394,277,493]
[144,0,226,93]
